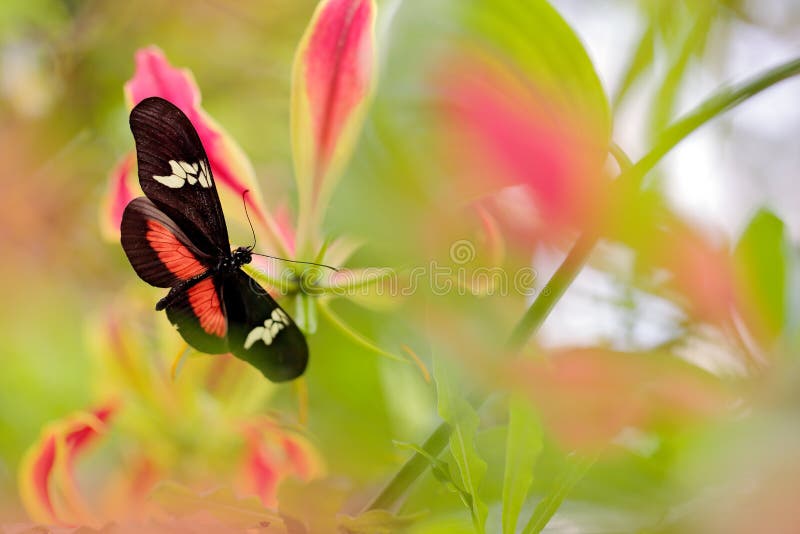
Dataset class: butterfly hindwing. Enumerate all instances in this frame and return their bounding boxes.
[165,276,229,355]
[223,271,308,382]
[121,197,213,288]
[129,96,229,255]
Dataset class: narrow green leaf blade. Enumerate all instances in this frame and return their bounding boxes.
[433,356,488,533]
[502,396,543,534]
[338,510,424,534]
[521,455,596,534]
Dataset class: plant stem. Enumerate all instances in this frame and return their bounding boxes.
[507,231,599,352]
[622,56,800,192]
[363,423,453,511]
[363,55,800,514]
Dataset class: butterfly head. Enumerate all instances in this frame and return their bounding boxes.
[229,246,253,271]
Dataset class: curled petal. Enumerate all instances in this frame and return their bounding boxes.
[19,403,117,526]
[292,0,377,230]
[122,46,290,255]
[238,421,323,507]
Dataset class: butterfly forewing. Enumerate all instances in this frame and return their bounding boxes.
[224,271,308,382]
[129,97,229,255]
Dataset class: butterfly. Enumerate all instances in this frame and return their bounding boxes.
[120,96,308,382]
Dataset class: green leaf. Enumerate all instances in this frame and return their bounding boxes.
[734,209,789,342]
[241,263,299,295]
[649,3,715,137]
[317,300,408,363]
[521,455,597,534]
[433,356,488,533]
[294,293,318,334]
[338,510,425,534]
[463,0,611,143]
[502,396,543,534]
[394,441,471,502]
[613,23,655,109]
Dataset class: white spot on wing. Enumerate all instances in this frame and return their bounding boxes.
[272,309,289,324]
[243,309,291,349]
[153,173,186,188]
[244,326,265,349]
[152,160,213,189]
[169,160,187,179]
[198,161,211,188]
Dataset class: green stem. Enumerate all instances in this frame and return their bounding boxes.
[507,231,599,352]
[364,423,453,511]
[317,300,408,364]
[623,56,800,192]
[363,55,800,514]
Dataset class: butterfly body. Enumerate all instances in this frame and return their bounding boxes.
[120,97,308,382]
[153,246,252,312]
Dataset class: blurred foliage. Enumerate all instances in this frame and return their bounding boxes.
[1,0,800,532]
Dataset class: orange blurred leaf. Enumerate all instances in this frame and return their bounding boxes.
[510,349,734,453]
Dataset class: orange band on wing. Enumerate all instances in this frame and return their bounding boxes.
[187,278,226,337]
[146,220,206,280]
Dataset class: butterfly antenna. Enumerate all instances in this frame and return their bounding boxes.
[251,253,340,272]
[242,190,257,251]
[241,191,339,272]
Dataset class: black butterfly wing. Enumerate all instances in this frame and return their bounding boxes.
[223,270,308,382]
[120,197,213,288]
[121,197,229,353]
[129,96,229,255]
[164,275,229,355]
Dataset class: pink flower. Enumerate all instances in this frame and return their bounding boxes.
[237,420,323,507]
[19,403,118,526]
[435,53,610,239]
[292,0,377,249]
[100,153,137,241]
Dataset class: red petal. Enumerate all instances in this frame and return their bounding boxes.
[100,153,136,240]
[243,430,281,507]
[20,403,118,525]
[125,47,232,198]
[65,405,116,460]
[124,46,288,253]
[282,437,311,479]
[436,54,609,236]
[304,0,374,185]
[30,435,57,523]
